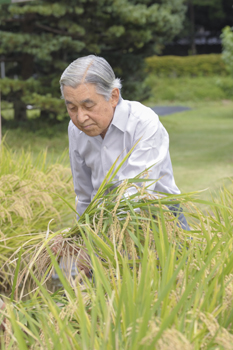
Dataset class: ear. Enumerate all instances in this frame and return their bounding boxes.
[110,88,120,108]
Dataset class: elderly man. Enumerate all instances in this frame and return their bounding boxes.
[60,55,189,230]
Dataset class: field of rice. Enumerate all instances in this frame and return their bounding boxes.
[1,141,233,350]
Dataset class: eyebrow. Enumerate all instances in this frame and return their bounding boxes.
[65,99,95,105]
[80,98,95,104]
[65,100,73,105]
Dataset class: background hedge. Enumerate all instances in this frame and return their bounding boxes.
[145,54,227,77]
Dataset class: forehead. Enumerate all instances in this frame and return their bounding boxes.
[63,83,99,105]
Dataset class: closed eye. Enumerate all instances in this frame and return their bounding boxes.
[84,104,94,110]
[69,106,76,111]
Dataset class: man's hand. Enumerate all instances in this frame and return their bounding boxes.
[51,234,66,256]
[51,235,92,278]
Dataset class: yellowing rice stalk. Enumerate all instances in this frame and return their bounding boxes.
[1,143,233,349]
[0,144,74,291]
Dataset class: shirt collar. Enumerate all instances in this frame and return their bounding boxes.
[111,98,129,132]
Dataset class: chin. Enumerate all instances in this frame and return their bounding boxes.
[83,130,99,137]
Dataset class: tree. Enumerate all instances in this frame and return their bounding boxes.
[214,26,233,99]
[0,0,186,122]
[221,26,233,75]
[188,0,231,55]
[167,0,232,55]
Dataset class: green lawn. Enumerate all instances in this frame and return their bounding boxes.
[143,75,233,103]
[2,121,70,166]
[2,100,233,198]
[160,100,233,195]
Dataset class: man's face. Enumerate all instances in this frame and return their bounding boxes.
[63,83,119,138]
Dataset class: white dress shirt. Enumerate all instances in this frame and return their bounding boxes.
[68,98,180,218]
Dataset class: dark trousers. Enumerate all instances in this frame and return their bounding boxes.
[167,204,190,231]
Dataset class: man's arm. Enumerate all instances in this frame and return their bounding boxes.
[68,123,93,219]
[119,112,179,196]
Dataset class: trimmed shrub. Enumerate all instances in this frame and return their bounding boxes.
[145,54,227,77]
[216,77,233,98]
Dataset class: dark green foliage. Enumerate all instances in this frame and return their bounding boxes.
[170,0,233,55]
[0,0,187,122]
[189,0,231,32]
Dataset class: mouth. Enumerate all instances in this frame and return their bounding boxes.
[82,124,94,129]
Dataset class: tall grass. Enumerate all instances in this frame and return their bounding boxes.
[0,143,74,291]
[1,145,233,349]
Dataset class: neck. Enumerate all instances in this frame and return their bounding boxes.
[100,108,115,139]
[100,131,107,139]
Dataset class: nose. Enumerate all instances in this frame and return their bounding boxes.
[76,108,89,124]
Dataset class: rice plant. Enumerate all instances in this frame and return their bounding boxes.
[1,143,233,349]
[0,143,74,291]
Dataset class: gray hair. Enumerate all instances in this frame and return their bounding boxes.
[60,55,122,101]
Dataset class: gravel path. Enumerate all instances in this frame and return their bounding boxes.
[151,106,191,116]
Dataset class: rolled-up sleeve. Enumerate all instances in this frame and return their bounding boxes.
[68,123,93,218]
